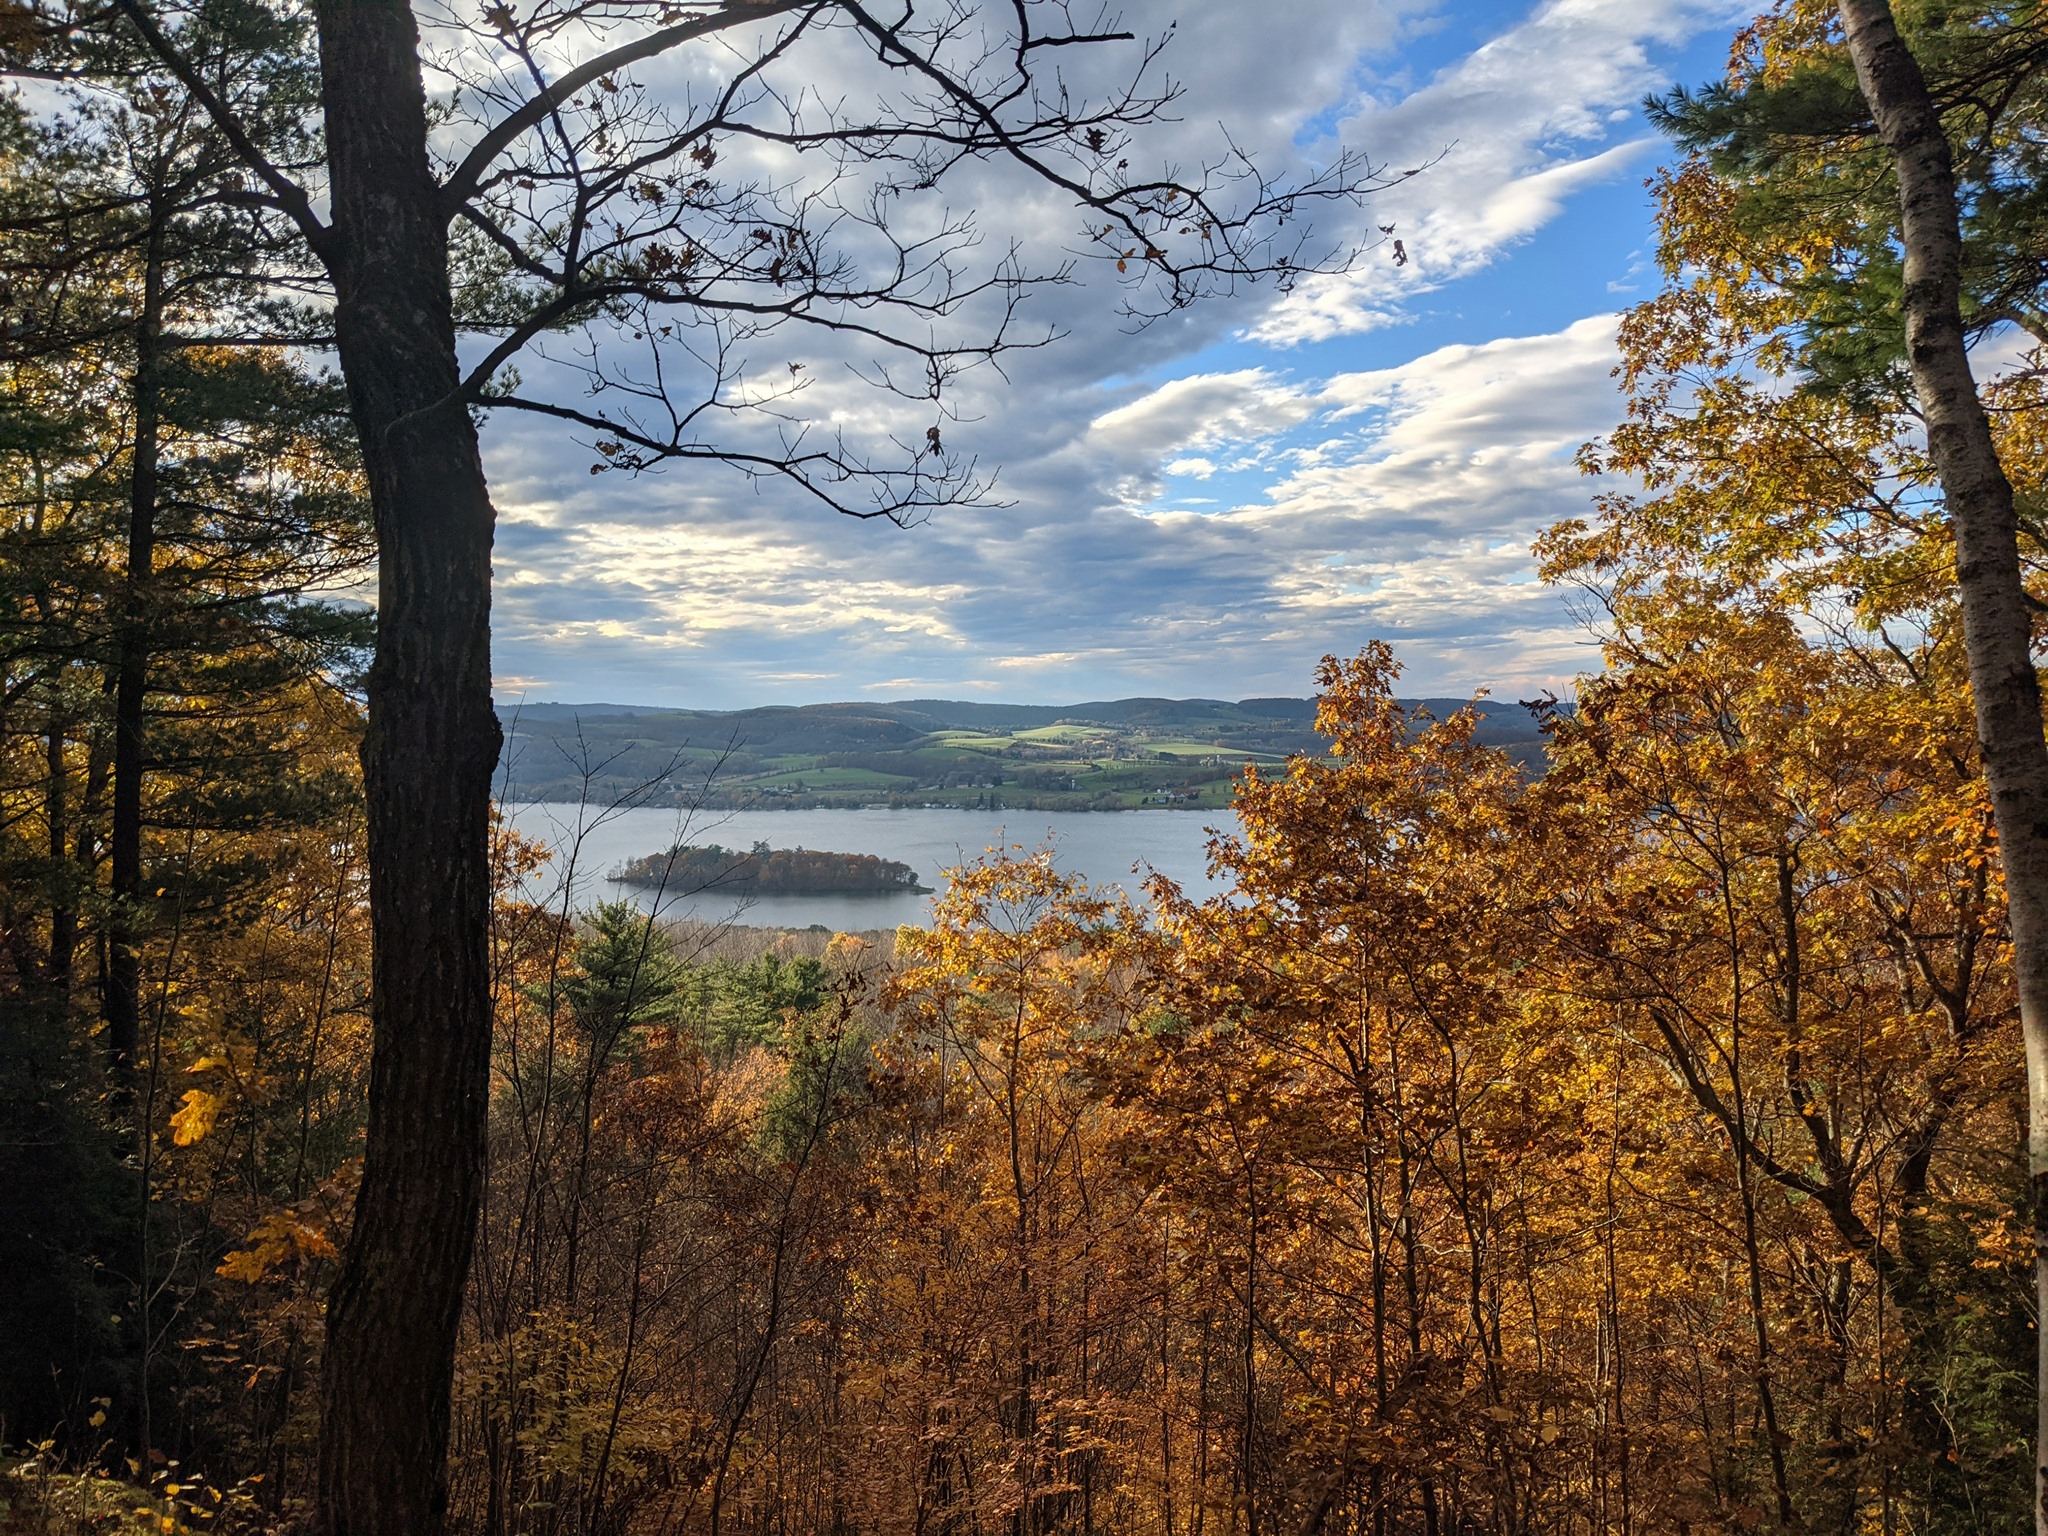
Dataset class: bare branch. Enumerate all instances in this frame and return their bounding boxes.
[439,0,814,213]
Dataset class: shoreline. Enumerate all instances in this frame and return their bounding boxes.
[502,799,1225,813]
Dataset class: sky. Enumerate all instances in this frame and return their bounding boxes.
[481,0,1754,710]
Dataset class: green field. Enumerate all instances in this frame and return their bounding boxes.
[501,693,1548,810]
[745,767,916,791]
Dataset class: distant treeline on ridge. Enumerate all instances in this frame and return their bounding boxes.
[500,692,1555,810]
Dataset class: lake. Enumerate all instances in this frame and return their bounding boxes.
[501,803,1235,931]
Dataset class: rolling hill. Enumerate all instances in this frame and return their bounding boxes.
[498,693,1552,810]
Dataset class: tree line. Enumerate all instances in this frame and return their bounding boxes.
[4,0,2048,1533]
[612,843,931,896]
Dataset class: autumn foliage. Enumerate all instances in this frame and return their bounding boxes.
[360,625,2021,1536]
[5,1,2046,1533]
[10,612,2032,1532]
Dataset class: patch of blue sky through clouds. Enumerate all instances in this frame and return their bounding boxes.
[484,0,1753,707]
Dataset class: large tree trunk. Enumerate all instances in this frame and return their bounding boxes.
[1834,4,2048,1531]
[309,0,501,1530]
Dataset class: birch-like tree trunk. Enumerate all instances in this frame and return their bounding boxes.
[1834,4,2048,1530]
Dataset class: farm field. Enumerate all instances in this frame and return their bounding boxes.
[499,693,1548,810]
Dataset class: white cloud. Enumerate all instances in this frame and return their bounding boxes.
[467,0,1735,709]
[1972,325,2043,385]
[994,651,1086,669]
[1088,371,1320,458]
[490,314,1631,704]
[1255,0,1742,342]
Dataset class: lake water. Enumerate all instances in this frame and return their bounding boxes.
[501,803,1235,931]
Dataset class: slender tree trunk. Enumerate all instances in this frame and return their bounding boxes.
[309,0,502,1529]
[1161,1213,1175,1536]
[45,697,76,1003]
[107,208,165,1083]
[28,461,79,1009]
[1357,1059,1390,1536]
[1240,1164,1256,1536]
[1735,1135,1796,1530]
[1833,6,2048,1531]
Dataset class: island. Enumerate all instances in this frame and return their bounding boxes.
[610,842,932,896]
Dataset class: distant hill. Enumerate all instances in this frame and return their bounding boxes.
[498,693,1551,810]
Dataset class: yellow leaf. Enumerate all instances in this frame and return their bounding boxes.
[218,1210,337,1282]
[170,1089,222,1147]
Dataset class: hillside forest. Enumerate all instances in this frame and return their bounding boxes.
[497,697,1549,812]
[4,1,2048,1535]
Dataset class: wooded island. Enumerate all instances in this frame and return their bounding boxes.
[611,842,932,895]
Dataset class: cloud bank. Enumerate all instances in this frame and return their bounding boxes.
[479,0,1739,708]
[490,314,1627,703]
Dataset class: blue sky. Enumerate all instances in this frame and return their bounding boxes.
[481,0,1753,709]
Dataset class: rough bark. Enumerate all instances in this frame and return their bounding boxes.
[1834,5,2048,1531]
[308,0,501,1530]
